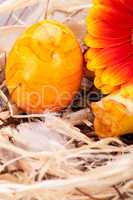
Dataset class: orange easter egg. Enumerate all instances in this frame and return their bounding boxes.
[6,20,83,113]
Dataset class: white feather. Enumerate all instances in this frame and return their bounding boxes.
[13,121,67,152]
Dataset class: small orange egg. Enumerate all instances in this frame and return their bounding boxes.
[6,20,83,113]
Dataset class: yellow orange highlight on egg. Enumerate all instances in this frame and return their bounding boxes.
[6,20,83,113]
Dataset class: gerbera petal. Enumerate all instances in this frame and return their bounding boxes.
[86,0,133,137]
[84,34,129,48]
[102,60,133,87]
[87,4,133,28]
[86,20,130,40]
[94,68,121,94]
[117,0,133,12]
[93,57,133,93]
[94,68,105,88]
[93,0,133,19]
[94,0,131,9]
[88,44,133,70]
[85,48,102,61]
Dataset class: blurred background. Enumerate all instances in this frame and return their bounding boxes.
[0,0,91,52]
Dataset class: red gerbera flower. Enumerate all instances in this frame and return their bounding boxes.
[85,0,133,137]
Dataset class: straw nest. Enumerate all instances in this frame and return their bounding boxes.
[0,0,132,199]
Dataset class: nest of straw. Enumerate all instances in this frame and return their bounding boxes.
[0,0,132,199]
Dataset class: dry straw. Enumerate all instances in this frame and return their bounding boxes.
[0,0,132,200]
[0,114,132,200]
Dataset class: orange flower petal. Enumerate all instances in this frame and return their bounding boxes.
[88,44,132,70]
[121,0,133,12]
[86,20,130,40]
[85,48,102,62]
[101,57,133,82]
[84,34,128,48]
[86,0,133,137]
[94,0,130,9]
[88,3,133,28]
[92,57,133,94]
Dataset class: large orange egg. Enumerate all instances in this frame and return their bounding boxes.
[6,20,83,113]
